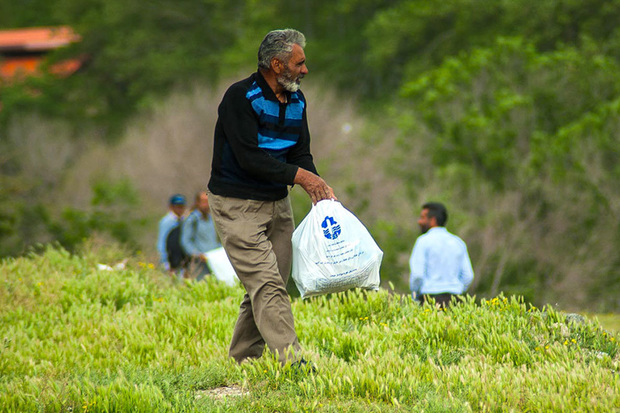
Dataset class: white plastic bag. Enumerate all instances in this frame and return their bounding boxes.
[205,247,239,287]
[292,200,383,299]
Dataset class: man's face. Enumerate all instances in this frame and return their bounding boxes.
[418,208,434,234]
[197,193,210,214]
[277,43,308,93]
[171,204,185,217]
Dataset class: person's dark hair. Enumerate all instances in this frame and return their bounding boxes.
[422,202,448,226]
[257,29,306,70]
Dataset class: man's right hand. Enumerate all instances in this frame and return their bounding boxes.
[294,168,337,204]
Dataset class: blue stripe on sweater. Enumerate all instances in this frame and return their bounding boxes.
[260,113,303,128]
[246,86,262,102]
[257,134,297,150]
[245,81,306,151]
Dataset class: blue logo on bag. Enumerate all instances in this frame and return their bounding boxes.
[321,216,341,240]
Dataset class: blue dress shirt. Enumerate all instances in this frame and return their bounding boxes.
[409,227,474,296]
[180,209,221,256]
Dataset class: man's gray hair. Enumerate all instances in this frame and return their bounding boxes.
[257,29,306,70]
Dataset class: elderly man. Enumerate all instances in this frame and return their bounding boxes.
[208,29,335,366]
[409,202,474,307]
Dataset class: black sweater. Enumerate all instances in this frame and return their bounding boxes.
[208,71,318,201]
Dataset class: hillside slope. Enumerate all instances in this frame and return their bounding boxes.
[1,244,618,411]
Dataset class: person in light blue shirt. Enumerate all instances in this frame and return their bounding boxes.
[157,194,187,273]
[409,202,474,307]
[181,191,221,281]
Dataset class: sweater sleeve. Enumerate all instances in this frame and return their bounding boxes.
[218,85,301,184]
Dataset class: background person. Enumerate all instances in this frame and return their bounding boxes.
[180,191,220,281]
[207,28,335,367]
[157,194,187,276]
[409,202,474,307]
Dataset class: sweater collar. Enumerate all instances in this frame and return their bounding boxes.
[254,71,290,103]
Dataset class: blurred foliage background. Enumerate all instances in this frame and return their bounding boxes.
[2,0,620,311]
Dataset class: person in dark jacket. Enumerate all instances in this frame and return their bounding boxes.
[156,194,187,276]
[208,28,336,366]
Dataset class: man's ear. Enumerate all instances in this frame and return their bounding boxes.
[429,216,438,227]
[271,58,282,74]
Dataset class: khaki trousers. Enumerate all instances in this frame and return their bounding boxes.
[208,192,300,364]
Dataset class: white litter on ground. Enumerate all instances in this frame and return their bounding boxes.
[195,385,249,400]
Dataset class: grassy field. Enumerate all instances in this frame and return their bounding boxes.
[1,244,619,412]
[583,313,620,335]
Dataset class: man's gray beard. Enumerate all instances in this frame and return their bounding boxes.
[277,74,301,92]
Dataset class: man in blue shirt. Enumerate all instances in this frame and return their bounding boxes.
[181,191,221,281]
[409,202,474,307]
[157,194,187,274]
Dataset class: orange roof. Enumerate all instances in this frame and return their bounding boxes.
[0,26,83,83]
[0,26,80,52]
[0,56,83,80]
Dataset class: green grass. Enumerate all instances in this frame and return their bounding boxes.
[1,244,619,412]
[582,313,620,334]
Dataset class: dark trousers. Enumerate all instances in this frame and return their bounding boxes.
[187,258,210,281]
[419,293,455,307]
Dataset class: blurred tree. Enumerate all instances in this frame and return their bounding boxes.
[397,35,620,309]
[0,0,59,28]
[1,0,620,309]
[363,0,620,98]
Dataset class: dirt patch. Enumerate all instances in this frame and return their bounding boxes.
[195,385,249,400]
